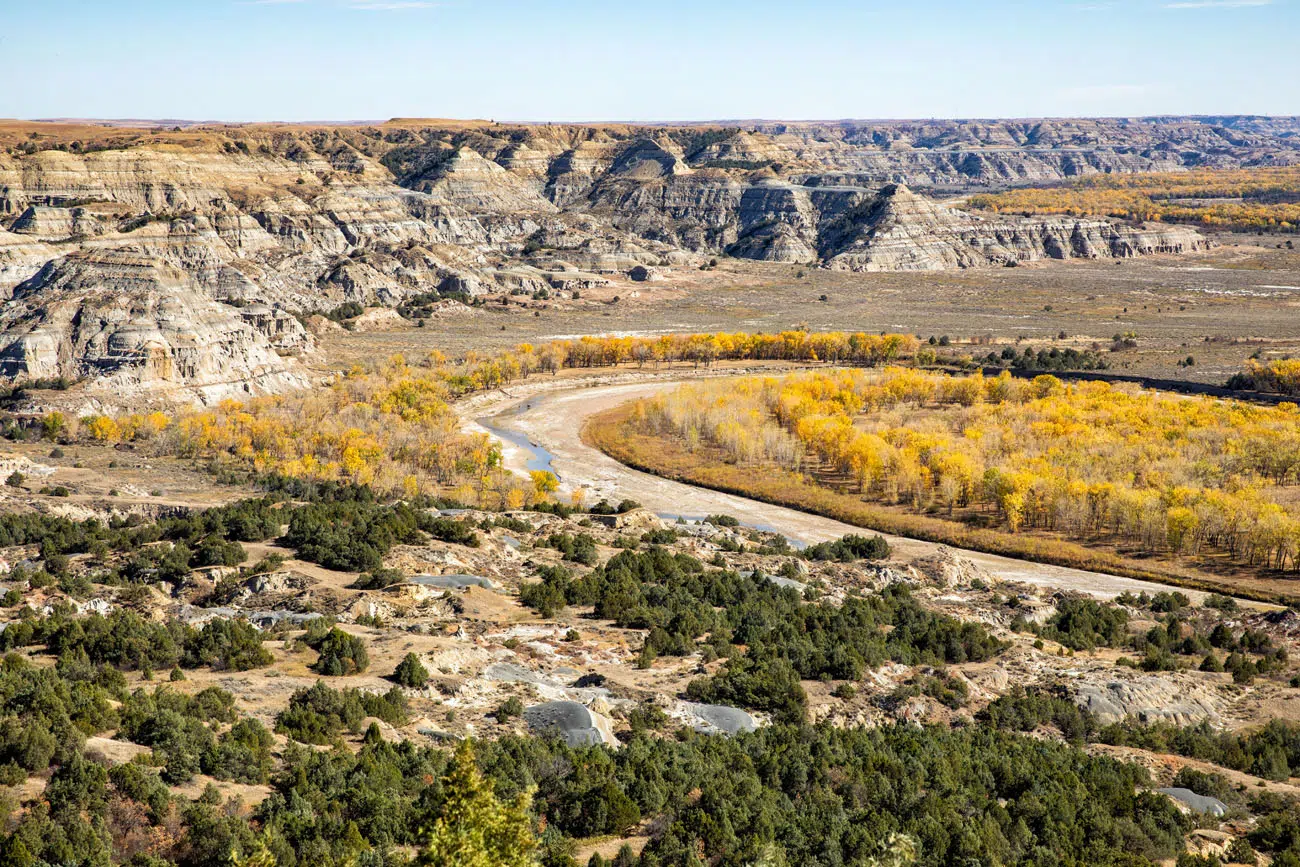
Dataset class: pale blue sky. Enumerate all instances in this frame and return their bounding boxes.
[1,0,1296,122]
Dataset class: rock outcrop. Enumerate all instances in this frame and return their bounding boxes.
[0,251,309,405]
[0,117,1254,399]
[819,184,1208,271]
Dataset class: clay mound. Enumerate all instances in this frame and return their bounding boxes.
[0,250,310,405]
[523,700,611,747]
[1157,788,1228,817]
[680,701,759,736]
[1073,675,1222,727]
[407,574,498,591]
[348,307,406,332]
[912,546,996,588]
[821,183,1208,272]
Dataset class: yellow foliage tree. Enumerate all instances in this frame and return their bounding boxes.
[83,415,121,443]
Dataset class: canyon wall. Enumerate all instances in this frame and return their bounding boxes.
[0,116,1256,400]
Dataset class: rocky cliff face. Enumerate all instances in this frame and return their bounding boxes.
[0,251,310,406]
[0,116,1256,399]
[0,119,1252,305]
[818,184,1207,271]
[743,116,1300,185]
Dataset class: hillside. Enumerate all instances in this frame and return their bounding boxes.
[0,118,1246,401]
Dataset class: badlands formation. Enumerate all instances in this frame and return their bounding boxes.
[1,116,1281,401]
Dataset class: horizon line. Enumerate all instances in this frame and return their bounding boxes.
[10,113,1300,130]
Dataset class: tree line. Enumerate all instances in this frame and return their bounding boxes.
[968,166,1300,232]
[638,367,1300,571]
[48,331,916,507]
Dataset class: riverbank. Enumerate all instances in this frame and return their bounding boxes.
[457,373,1279,606]
[582,400,1300,606]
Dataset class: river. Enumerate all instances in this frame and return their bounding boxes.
[467,377,1265,605]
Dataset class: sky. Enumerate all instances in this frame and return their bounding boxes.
[1,0,1296,122]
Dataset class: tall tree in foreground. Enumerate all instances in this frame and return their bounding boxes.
[418,739,538,867]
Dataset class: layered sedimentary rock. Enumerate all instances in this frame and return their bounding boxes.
[741,116,1300,183]
[818,184,1208,271]
[0,230,56,294]
[0,120,1243,307]
[0,116,1259,399]
[10,205,105,239]
[0,251,309,405]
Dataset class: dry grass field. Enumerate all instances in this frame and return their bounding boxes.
[319,235,1300,389]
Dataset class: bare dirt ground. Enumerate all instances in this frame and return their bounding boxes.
[0,441,249,519]
[321,236,1300,389]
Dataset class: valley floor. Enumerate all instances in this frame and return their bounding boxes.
[4,230,1300,865]
[467,374,1260,603]
[320,235,1300,388]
